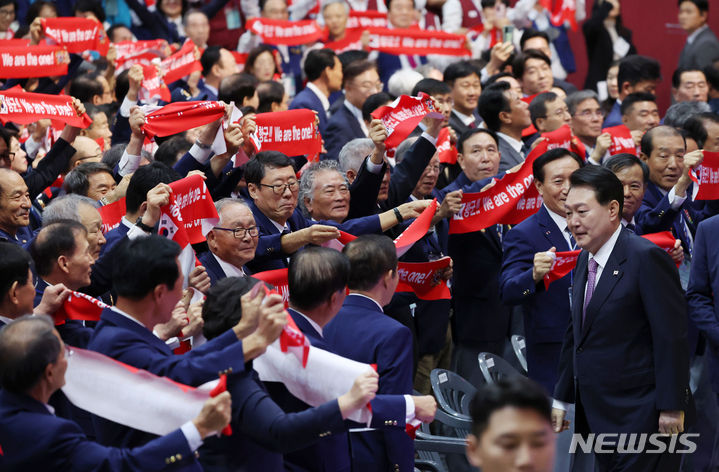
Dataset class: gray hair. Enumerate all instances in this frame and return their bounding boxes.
[214,198,251,226]
[394,137,418,165]
[387,69,424,98]
[663,101,712,128]
[321,0,349,14]
[566,90,600,116]
[339,138,374,173]
[43,194,97,226]
[298,161,348,217]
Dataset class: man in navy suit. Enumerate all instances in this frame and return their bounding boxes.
[87,235,287,449]
[290,49,343,137]
[200,198,258,284]
[324,60,382,161]
[0,315,232,472]
[554,166,692,471]
[324,235,416,472]
[376,0,428,86]
[603,55,661,128]
[193,46,237,101]
[500,148,584,394]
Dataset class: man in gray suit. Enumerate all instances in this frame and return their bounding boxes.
[678,0,719,70]
[478,82,532,172]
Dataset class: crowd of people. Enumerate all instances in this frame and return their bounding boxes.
[1,0,719,470]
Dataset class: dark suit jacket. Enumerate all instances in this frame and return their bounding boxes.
[554,228,691,436]
[197,250,248,285]
[448,110,481,137]
[497,134,524,172]
[686,215,719,393]
[100,221,131,257]
[499,205,573,393]
[376,52,427,86]
[324,104,366,162]
[679,26,719,70]
[323,294,414,472]
[23,138,76,200]
[87,307,248,448]
[290,86,329,136]
[602,99,622,128]
[0,389,199,472]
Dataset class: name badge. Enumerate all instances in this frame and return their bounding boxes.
[226,7,241,30]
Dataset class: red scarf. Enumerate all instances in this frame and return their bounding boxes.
[396,257,451,300]
[167,175,219,245]
[695,151,719,200]
[251,109,322,161]
[603,124,637,156]
[436,127,458,164]
[160,40,201,85]
[142,101,225,140]
[53,291,108,325]
[41,17,109,54]
[0,45,69,78]
[98,197,126,234]
[366,27,470,56]
[0,87,92,129]
[371,93,444,150]
[246,18,325,46]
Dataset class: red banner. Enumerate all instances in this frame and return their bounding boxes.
[98,197,126,234]
[544,231,679,288]
[542,124,586,158]
[346,10,387,30]
[0,88,92,128]
[371,93,443,150]
[246,18,325,46]
[695,151,719,200]
[449,144,545,234]
[140,63,171,103]
[394,199,438,257]
[168,174,219,245]
[53,291,108,325]
[114,39,169,59]
[547,0,578,31]
[396,257,451,300]
[603,124,636,156]
[0,45,68,78]
[41,17,109,55]
[251,109,322,161]
[322,30,365,55]
[0,39,31,47]
[160,40,201,85]
[253,268,290,306]
[142,101,225,139]
[436,127,457,164]
[367,27,470,56]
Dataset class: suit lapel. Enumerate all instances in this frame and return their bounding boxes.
[537,206,571,251]
[101,308,172,354]
[580,230,628,342]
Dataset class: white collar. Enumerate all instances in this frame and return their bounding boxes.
[688,24,708,44]
[0,315,14,325]
[349,292,384,312]
[544,204,568,233]
[121,216,134,229]
[204,83,218,96]
[306,82,330,113]
[621,216,636,227]
[212,252,246,278]
[291,308,323,336]
[589,224,622,269]
[452,109,476,127]
[344,101,369,136]
[496,131,523,154]
[111,306,147,328]
[44,403,56,415]
[269,218,289,233]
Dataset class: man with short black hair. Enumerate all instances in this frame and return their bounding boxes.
[620,92,660,134]
[290,48,343,135]
[196,46,237,101]
[0,315,232,471]
[444,60,482,135]
[603,54,662,127]
[678,0,719,70]
[529,92,571,134]
[672,67,709,103]
[513,50,554,97]
[63,162,117,202]
[478,81,532,171]
[466,377,556,472]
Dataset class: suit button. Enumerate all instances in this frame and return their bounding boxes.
[267,247,274,253]
[393,420,397,426]
[166,459,171,464]
[194,451,200,458]
[177,454,182,461]
[577,347,583,353]
[523,289,530,296]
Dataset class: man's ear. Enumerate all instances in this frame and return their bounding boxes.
[57,255,70,275]
[153,283,168,305]
[303,196,313,215]
[6,281,20,306]
[206,229,217,250]
[535,117,546,132]
[465,433,483,468]
[92,95,102,106]
[248,183,259,200]
[456,152,466,172]
[346,170,357,183]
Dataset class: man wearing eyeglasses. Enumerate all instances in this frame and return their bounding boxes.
[567,90,609,165]
[201,198,259,284]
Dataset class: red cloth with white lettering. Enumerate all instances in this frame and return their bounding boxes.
[0,88,92,128]
[98,198,126,234]
[246,18,325,45]
[366,27,470,56]
[140,63,171,103]
[251,109,322,161]
[41,17,109,54]
[160,40,201,85]
[436,127,458,164]
[603,124,637,156]
[0,45,68,78]
[53,291,108,325]
[371,93,444,149]
[141,101,225,140]
[394,199,438,257]
[346,10,387,29]
[167,175,219,245]
[538,0,578,30]
[695,151,719,200]
[396,257,451,300]
[542,124,586,158]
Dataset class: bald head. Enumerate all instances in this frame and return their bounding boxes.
[640,125,685,157]
[70,136,103,171]
[0,315,61,394]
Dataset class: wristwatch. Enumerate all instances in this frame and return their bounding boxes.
[394,208,403,224]
[135,217,155,233]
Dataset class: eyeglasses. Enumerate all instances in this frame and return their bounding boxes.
[213,226,259,239]
[0,8,15,16]
[260,180,299,195]
[355,80,383,92]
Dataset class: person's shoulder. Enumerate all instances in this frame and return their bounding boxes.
[698,213,719,232]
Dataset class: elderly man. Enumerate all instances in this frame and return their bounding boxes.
[0,168,33,246]
[0,315,232,471]
[567,90,609,164]
[200,199,258,284]
[62,162,117,203]
[245,152,428,273]
[42,194,106,261]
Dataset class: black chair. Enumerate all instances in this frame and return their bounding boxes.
[430,368,476,421]
[478,352,526,385]
[510,334,528,374]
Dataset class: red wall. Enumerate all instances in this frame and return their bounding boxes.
[564,0,719,113]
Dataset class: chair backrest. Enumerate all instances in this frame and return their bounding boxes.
[430,369,476,420]
[478,352,526,385]
[511,334,528,374]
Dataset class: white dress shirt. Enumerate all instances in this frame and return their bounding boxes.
[344,101,369,136]
[544,205,574,249]
[212,252,246,278]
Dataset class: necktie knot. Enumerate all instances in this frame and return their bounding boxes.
[626,223,636,233]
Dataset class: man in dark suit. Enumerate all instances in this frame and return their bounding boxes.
[499,148,584,394]
[376,0,428,85]
[602,55,661,128]
[324,60,382,161]
[324,235,416,472]
[444,61,482,138]
[478,82,532,172]
[290,49,343,137]
[87,235,286,449]
[200,198,258,284]
[678,0,719,70]
[194,46,237,101]
[0,168,37,247]
[0,315,232,472]
[554,165,691,471]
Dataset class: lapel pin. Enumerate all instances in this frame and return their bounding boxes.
[613,270,619,276]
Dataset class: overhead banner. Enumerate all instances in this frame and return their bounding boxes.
[0,88,92,128]
[0,45,69,78]
[250,109,322,161]
[246,18,325,45]
[367,27,470,56]
[41,17,109,54]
